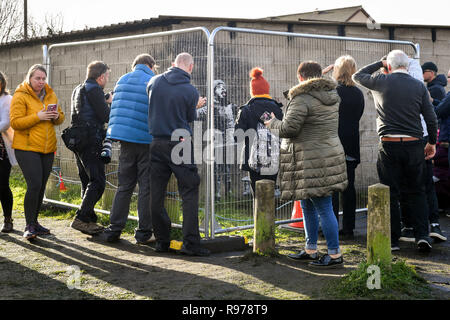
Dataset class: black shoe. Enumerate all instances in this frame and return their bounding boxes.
[103,228,121,243]
[399,227,415,242]
[417,238,432,252]
[430,224,447,242]
[287,250,319,261]
[136,234,156,245]
[23,224,38,240]
[1,218,13,233]
[180,244,210,257]
[339,230,354,240]
[35,222,50,235]
[391,240,400,252]
[309,254,343,268]
[154,241,170,253]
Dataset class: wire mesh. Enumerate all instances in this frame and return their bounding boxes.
[43,25,418,237]
[209,27,418,234]
[44,28,209,229]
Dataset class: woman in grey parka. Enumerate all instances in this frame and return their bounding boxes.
[266,61,348,267]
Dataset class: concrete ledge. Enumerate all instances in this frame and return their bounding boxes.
[200,236,250,254]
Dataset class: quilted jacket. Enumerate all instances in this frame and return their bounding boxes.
[10,81,64,154]
[268,77,348,200]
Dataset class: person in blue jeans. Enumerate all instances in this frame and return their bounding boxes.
[301,196,341,259]
[265,61,348,267]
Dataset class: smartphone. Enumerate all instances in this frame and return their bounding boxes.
[259,111,271,123]
[47,104,57,112]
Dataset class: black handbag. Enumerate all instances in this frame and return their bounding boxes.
[61,125,89,152]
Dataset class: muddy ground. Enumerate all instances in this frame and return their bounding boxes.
[0,210,449,301]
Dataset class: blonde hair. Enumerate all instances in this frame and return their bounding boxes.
[25,64,47,83]
[333,55,357,86]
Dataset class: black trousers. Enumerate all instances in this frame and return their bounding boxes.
[401,137,440,226]
[109,141,152,241]
[15,150,54,225]
[0,157,13,219]
[376,140,428,242]
[149,139,201,249]
[74,143,106,223]
[332,160,358,233]
[248,170,277,196]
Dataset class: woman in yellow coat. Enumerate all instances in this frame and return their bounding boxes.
[10,64,65,240]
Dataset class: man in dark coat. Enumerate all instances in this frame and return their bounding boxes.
[147,52,209,256]
[353,50,438,252]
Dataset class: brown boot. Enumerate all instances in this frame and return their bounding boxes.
[1,217,13,233]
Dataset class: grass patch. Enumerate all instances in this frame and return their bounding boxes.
[324,259,433,300]
[9,169,188,241]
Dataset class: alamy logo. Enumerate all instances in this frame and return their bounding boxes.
[366,265,381,290]
[170,121,280,175]
[66,265,81,290]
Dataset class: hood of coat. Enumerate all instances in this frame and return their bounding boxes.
[15,81,54,100]
[429,74,447,88]
[288,77,339,106]
[163,67,191,85]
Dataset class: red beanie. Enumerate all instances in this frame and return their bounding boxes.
[249,67,270,96]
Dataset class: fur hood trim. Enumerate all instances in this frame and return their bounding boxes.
[288,77,337,100]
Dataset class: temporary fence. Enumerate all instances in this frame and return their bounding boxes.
[41,26,419,238]
[42,27,211,232]
[206,27,418,236]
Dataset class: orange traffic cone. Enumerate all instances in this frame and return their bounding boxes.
[289,201,304,228]
[59,172,67,192]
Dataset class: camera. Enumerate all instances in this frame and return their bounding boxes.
[104,91,114,101]
[100,138,113,164]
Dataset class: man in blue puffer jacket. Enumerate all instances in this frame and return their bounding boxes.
[102,54,157,244]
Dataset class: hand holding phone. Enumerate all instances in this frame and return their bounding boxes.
[47,104,57,112]
[260,111,272,123]
[46,104,59,120]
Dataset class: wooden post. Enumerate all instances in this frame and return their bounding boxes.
[45,172,60,200]
[253,179,276,255]
[102,187,115,210]
[367,183,392,266]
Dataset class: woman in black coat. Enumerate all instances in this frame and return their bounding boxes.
[235,68,283,194]
[323,56,365,239]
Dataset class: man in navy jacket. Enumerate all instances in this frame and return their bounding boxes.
[70,61,112,235]
[147,52,209,256]
[102,54,157,244]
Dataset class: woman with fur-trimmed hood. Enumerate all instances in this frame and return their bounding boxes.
[266,61,347,267]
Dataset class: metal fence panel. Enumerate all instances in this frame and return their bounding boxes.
[42,25,419,238]
[208,27,418,235]
[43,27,210,231]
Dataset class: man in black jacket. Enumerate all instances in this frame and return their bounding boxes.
[147,52,209,256]
[70,61,112,235]
[421,61,447,101]
[353,50,438,252]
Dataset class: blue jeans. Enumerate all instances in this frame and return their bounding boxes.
[300,195,340,255]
